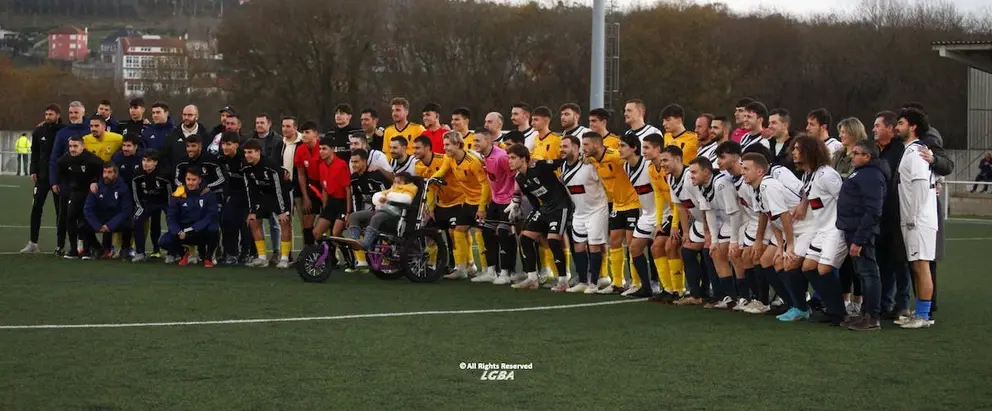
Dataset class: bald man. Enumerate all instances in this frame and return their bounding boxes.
[484,112,505,147]
[164,105,211,176]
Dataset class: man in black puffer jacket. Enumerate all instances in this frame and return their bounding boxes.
[836,140,889,331]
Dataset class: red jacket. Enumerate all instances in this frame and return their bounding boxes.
[422,126,450,154]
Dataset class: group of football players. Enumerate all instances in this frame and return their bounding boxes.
[23,96,945,331]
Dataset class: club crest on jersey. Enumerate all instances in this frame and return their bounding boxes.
[114,192,118,200]
[304,160,309,168]
[81,165,86,172]
[199,199,204,207]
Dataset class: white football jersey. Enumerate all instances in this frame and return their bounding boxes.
[668,166,704,221]
[898,140,938,230]
[560,159,608,217]
[625,157,655,218]
[701,171,740,223]
[390,154,418,176]
[521,127,539,151]
[625,124,663,144]
[771,164,804,195]
[756,176,807,232]
[733,173,760,224]
[803,165,843,232]
[563,125,592,138]
[740,132,770,151]
[697,141,719,169]
[824,137,844,158]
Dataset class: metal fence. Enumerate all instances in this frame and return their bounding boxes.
[0,131,33,176]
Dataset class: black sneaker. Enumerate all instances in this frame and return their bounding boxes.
[63,249,80,260]
[628,287,653,298]
[814,312,845,326]
[808,298,825,313]
[840,314,863,328]
[54,247,65,258]
[766,305,789,316]
[648,291,674,303]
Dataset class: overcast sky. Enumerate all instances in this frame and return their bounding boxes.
[612,0,991,16]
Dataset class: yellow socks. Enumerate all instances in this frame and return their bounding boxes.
[473,230,487,268]
[655,256,673,292]
[254,240,267,259]
[280,241,291,258]
[542,248,556,275]
[453,230,470,267]
[609,247,625,287]
[669,257,685,293]
[601,248,610,282]
[565,248,572,279]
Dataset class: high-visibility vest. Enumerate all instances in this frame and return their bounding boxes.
[15,136,31,154]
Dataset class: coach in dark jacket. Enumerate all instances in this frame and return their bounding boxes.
[837,140,888,330]
[873,111,911,318]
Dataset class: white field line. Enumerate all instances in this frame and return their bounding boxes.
[0,299,643,330]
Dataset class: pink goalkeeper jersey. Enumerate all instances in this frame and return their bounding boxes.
[482,145,515,204]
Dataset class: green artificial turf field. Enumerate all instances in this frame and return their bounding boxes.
[0,175,990,410]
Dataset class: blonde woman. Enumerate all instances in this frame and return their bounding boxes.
[833,117,868,178]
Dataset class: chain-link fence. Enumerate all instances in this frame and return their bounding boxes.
[0,131,33,176]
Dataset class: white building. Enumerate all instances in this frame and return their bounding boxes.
[115,35,189,98]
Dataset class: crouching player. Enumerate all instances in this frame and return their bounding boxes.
[160,167,220,266]
[347,172,420,249]
[506,145,573,291]
[131,149,172,262]
[242,139,293,268]
[80,162,133,259]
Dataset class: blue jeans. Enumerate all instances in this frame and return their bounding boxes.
[846,235,881,316]
[878,243,911,312]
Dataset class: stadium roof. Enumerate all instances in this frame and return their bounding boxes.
[932,40,992,74]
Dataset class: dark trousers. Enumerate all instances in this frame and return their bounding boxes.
[159,230,219,259]
[845,235,881,316]
[60,190,88,251]
[879,244,911,313]
[972,174,990,192]
[80,224,133,254]
[221,194,252,258]
[17,154,28,175]
[133,206,166,254]
[30,177,58,244]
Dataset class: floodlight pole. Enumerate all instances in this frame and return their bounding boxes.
[590,0,605,110]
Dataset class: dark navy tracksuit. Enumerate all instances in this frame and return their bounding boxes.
[160,186,220,258]
[82,177,133,252]
[49,123,91,249]
[131,166,173,255]
[54,150,104,253]
[219,150,252,260]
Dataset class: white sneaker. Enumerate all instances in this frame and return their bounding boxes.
[20,242,40,253]
[596,284,617,295]
[551,278,569,292]
[846,302,862,317]
[246,257,269,268]
[131,253,147,263]
[583,283,600,294]
[445,270,468,280]
[597,277,612,288]
[539,272,557,289]
[651,282,662,294]
[467,263,479,276]
[742,300,770,314]
[621,286,640,297]
[899,314,932,329]
[492,273,512,285]
[164,255,176,264]
[712,296,734,309]
[510,272,528,283]
[471,272,495,283]
[511,277,539,289]
[733,298,749,311]
[276,259,291,269]
[771,296,785,308]
[566,283,589,293]
[346,261,369,273]
[188,255,201,265]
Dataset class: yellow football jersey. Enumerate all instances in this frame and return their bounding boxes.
[431,151,491,210]
[588,148,640,211]
[603,133,620,150]
[83,132,124,161]
[664,129,698,165]
[531,131,562,161]
[649,161,673,224]
[383,122,426,161]
[462,131,477,152]
[416,153,457,209]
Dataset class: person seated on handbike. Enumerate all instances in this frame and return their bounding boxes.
[347,172,421,250]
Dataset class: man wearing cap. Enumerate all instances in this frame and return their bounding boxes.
[211,106,236,137]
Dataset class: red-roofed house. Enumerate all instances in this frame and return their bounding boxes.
[115,35,188,98]
[48,26,88,61]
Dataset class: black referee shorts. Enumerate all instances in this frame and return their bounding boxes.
[319,197,347,222]
[435,204,476,228]
[524,207,571,236]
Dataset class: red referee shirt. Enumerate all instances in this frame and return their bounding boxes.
[319,155,350,200]
[294,141,322,181]
[422,126,450,154]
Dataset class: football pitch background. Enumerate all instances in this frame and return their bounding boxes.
[0,175,990,410]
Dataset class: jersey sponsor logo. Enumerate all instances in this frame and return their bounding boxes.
[567,185,586,194]
[634,184,652,195]
[810,198,824,210]
[681,199,695,208]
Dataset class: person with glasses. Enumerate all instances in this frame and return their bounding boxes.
[836,140,888,330]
